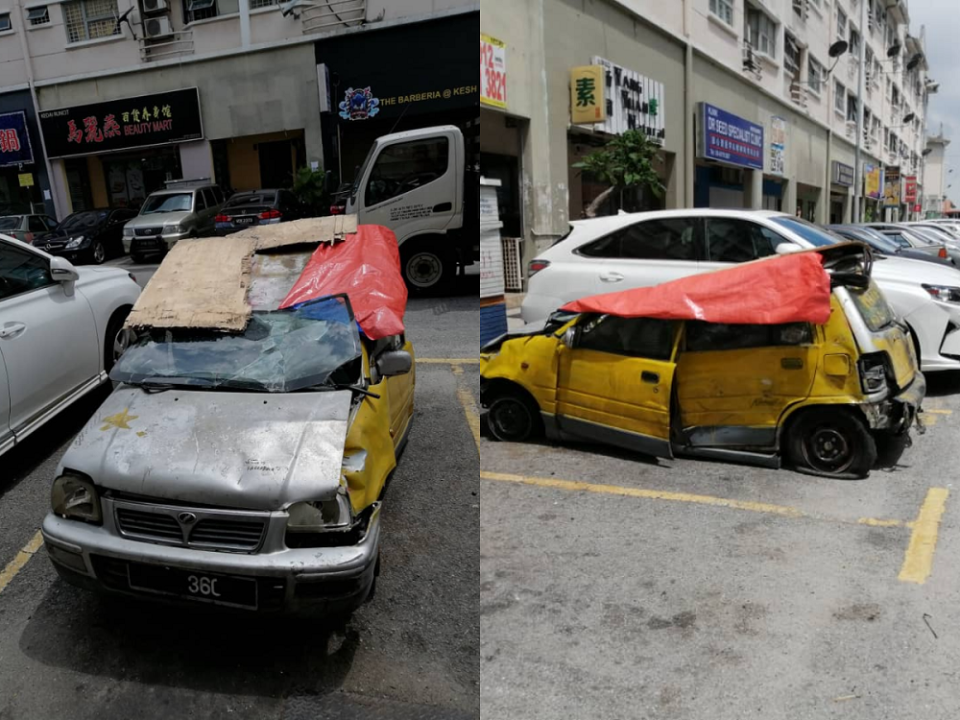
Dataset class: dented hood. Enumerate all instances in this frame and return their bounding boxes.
[60,386,352,511]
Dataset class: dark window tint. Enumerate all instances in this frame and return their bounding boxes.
[704,218,787,262]
[576,315,675,360]
[113,209,138,221]
[195,191,208,211]
[578,218,698,261]
[202,188,217,209]
[28,216,48,232]
[41,216,58,230]
[212,187,224,205]
[881,231,910,248]
[365,137,450,207]
[685,321,813,352]
[0,243,53,300]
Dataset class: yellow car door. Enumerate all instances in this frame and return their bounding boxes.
[382,337,416,451]
[675,322,819,448]
[556,316,677,458]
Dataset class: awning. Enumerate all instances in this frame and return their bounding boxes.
[560,251,832,325]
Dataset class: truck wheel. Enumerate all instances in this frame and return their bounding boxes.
[785,408,876,479]
[401,242,455,295]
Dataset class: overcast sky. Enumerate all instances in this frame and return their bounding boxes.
[911,0,960,202]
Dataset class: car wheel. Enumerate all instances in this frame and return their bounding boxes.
[130,251,146,264]
[104,310,132,372]
[487,394,542,443]
[401,242,455,295]
[91,240,107,265]
[785,408,876,479]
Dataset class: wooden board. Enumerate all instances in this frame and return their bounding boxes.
[125,237,257,331]
[230,215,359,251]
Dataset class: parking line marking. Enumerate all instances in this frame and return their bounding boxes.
[417,358,481,365]
[898,488,950,584]
[452,364,481,450]
[858,518,909,528]
[0,531,43,596]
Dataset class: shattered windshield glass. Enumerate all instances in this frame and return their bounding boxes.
[110,295,363,393]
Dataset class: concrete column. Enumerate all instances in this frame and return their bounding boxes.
[784,179,797,217]
[49,159,71,216]
[745,169,763,210]
[815,187,827,225]
[179,140,214,182]
[239,0,251,47]
[843,192,852,223]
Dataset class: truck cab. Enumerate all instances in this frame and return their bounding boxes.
[345,125,479,293]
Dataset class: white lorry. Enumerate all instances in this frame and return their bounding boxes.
[344,124,479,294]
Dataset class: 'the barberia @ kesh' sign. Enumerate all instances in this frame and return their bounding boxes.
[38,88,203,159]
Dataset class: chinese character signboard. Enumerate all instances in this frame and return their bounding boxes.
[480,34,507,109]
[699,103,764,171]
[570,66,606,124]
[0,111,34,168]
[883,166,901,207]
[591,56,665,143]
[769,116,786,176]
[864,163,882,199]
[903,175,918,203]
[39,88,202,159]
[831,161,855,187]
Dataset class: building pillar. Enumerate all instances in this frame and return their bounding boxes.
[815,187,827,225]
[843,192,852,223]
[784,178,798,217]
[745,168,763,210]
[49,159,71,216]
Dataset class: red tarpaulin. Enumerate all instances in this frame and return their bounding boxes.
[561,252,832,325]
[279,224,407,340]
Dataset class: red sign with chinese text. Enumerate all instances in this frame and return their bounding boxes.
[904,176,918,204]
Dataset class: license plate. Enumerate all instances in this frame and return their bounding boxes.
[235,217,255,225]
[127,563,258,609]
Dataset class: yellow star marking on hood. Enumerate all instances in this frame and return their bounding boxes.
[100,409,139,431]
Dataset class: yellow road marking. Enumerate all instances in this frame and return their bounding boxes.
[898,487,950,584]
[0,531,43,596]
[452,364,481,450]
[925,409,952,414]
[417,358,481,365]
[858,517,909,528]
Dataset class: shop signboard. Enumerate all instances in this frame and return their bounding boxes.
[591,56,665,143]
[0,111,34,168]
[903,175,918,203]
[883,166,901,207]
[864,163,882,199]
[570,66,606,125]
[699,103,763,171]
[480,34,507,109]
[831,161,854,187]
[39,88,203,159]
[769,116,786,176]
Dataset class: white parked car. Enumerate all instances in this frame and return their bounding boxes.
[521,209,960,372]
[0,236,141,457]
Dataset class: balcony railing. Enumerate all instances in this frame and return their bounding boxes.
[140,31,195,62]
[301,0,365,35]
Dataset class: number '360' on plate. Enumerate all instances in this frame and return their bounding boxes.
[127,563,259,609]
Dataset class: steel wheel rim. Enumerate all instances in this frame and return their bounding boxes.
[492,399,531,440]
[406,252,442,288]
[803,425,854,474]
[112,329,130,364]
[93,242,105,263]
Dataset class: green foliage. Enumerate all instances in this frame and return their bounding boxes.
[571,129,665,199]
[292,167,330,214]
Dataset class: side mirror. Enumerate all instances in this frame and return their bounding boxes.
[562,327,576,349]
[376,350,412,378]
[49,255,79,283]
[774,242,804,256]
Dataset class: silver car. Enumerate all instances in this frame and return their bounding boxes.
[122,184,224,262]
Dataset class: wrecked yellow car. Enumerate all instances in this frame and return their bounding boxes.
[481,246,924,479]
[42,221,414,615]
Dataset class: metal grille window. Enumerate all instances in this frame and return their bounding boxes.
[834,79,846,114]
[186,0,217,22]
[709,0,734,26]
[784,33,801,78]
[849,26,861,57]
[27,7,50,26]
[249,0,276,7]
[0,13,10,31]
[846,93,858,123]
[836,6,847,39]
[808,55,824,94]
[746,6,777,58]
[62,0,121,43]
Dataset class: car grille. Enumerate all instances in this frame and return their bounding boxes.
[114,504,267,552]
[134,227,163,237]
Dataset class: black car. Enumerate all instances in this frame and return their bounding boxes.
[37,208,139,264]
[214,189,304,236]
[827,224,955,267]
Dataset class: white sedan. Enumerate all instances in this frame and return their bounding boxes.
[0,235,141,457]
[521,209,960,372]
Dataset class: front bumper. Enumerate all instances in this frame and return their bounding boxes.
[42,502,382,616]
[862,373,926,433]
[124,231,191,254]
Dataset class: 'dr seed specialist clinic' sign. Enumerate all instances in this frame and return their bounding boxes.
[699,103,764,171]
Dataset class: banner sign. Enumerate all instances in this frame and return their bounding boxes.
[864,163,882,199]
[480,34,507,109]
[769,116,786,176]
[883,166,901,207]
[570,65,606,124]
[903,175,918,203]
[831,161,854,187]
[699,103,764,171]
[39,88,202,159]
[591,56,665,143]
[0,111,34,168]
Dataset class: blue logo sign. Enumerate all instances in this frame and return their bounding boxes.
[701,103,764,171]
[338,87,380,121]
[0,111,33,168]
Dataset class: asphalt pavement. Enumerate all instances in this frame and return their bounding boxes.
[480,370,960,719]
[0,260,480,720]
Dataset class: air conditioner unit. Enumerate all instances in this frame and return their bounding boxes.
[142,0,169,13]
[790,82,807,108]
[742,46,762,80]
[144,15,173,38]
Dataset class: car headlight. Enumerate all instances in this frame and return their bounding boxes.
[163,223,183,234]
[65,236,84,250]
[51,473,101,524]
[286,494,353,533]
[858,353,888,394]
[123,227,134,238]
[922,284,960,303]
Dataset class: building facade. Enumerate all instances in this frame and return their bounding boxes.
[924,132,950,217]
[0,0,478,219]
[480,0,934,282]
